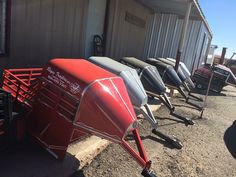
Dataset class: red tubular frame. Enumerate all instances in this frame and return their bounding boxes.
[121,129,151,170]
[1,68,43,107]
[0,65,152,173]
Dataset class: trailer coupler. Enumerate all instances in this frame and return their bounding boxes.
[152,129,183,149]
[170,112,195,125]
[141,168,157,177]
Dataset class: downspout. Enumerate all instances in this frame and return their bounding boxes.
[174,1,193,71]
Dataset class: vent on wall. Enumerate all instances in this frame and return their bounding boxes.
[125,12,146,29]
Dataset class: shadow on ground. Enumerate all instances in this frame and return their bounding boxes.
[224,121,236,159]
[125,133,178,150]
[0,143,85,177]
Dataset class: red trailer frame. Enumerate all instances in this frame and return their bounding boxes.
[0,59,156,177]
[1,68,43,107]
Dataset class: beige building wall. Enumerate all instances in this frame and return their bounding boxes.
[105,0,152,60]
[6,0,88,68]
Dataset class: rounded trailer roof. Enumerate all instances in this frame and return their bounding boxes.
[122,57,151,69]
[89,56,135,74]
[48,59,116,84]
[88,56,148,107]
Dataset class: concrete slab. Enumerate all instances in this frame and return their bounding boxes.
[67,136,110,169]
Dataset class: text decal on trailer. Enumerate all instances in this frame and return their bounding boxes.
[46,67,81,94]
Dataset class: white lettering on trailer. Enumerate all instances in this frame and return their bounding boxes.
[46,67,81,94]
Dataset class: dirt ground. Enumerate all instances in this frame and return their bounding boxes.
[80,86,236,177]
[0,86,235,177]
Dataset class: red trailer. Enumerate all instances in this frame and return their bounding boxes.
[0,59,156,177]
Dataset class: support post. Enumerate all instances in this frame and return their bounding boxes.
[175,1,193,71]
[220,47,227,65]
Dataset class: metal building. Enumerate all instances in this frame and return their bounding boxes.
[105,0,212,73]
[0,0,212,73]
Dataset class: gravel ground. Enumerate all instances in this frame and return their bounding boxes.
[0,86,235,177]
[80,86,236,177]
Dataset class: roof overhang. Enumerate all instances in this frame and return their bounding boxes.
[136,0,213,37]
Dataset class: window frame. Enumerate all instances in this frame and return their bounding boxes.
[0,0,10,57]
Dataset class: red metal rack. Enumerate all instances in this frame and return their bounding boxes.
[1,68,43,107]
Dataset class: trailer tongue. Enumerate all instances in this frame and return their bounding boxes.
[88,56,183,149]
[120,57,194,126]
[1,59,156,177]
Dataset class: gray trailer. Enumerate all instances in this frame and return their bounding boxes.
[166,58,194,88]
[157,58,203,102]
[120,57,194,126]
[146,58,203,111]
[88,56,184,149]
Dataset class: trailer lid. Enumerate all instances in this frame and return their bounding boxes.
[88,57,148,107]
[48,59,116,84]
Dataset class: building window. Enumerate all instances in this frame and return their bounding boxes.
[0,0,8,55]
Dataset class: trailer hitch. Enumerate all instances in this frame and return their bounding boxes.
[139,104,183,149]
[152,129,183,149]
[142,168,157,177]
[170,112,195,126]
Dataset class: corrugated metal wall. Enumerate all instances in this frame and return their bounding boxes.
[144,13,212,72]
[191,23,212,72]
[105,0,151,60]
[8,0,88,67]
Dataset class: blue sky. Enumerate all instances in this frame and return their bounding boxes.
[199,0,236,58]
